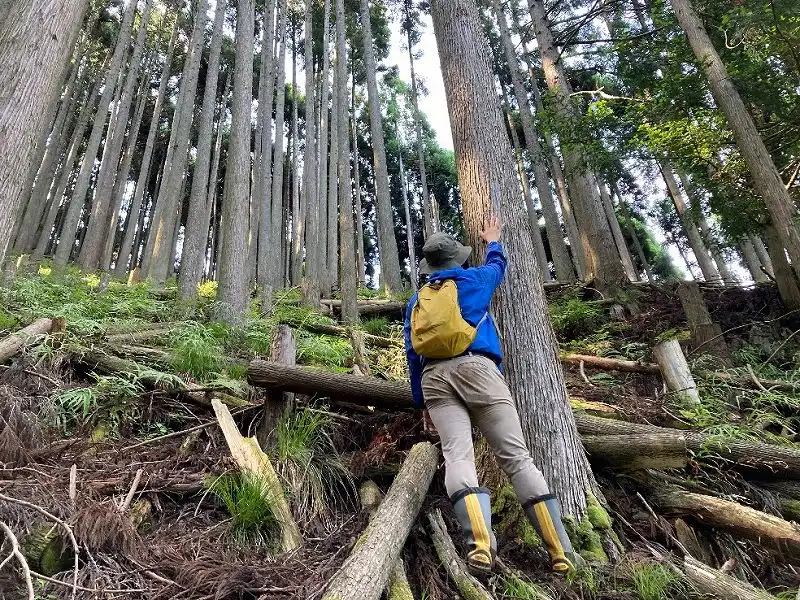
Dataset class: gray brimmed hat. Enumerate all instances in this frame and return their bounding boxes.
[419,232,472,275]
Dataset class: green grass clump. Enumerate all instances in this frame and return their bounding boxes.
[169,322,226,380]
[501,573,553,599]
[210,473,278,547]
[361,317,389,336]
[630,561,684,600]
[549,292,606,340]
[52,373,145,436]
[296,333,351,368]
[275,408,355,525]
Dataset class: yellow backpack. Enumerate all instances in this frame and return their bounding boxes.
[410,280,487,359]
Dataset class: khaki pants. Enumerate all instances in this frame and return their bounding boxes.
[422,354,550,502]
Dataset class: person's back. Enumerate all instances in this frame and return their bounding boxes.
[404,217,576,574]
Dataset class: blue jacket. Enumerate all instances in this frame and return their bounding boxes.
[404,241,507,408]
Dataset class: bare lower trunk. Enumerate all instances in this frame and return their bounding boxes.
[611,182,654,282]
[431,0,597,519]
[764,224,800,310]
[739,237,770,284]
[751,234,774,278]
[599,183,638,281]
[290,31,302,286]
[301,0,320,307]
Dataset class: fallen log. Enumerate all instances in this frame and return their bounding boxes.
[321,299,407,317]
[582,434,687,470]
[652,487,800,561]
[653,339,700,404]
[212,398,301,553]
[0,317,60,363]
[426,509,494,600]
[321,442,439,600]
[296,321,398,348]
[105,324,177,344]
[561,353,661,374]
[683,555,778,600]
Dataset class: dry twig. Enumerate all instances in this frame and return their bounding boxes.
[0,521,34,599]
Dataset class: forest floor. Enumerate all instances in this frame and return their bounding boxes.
[0,266,799,599]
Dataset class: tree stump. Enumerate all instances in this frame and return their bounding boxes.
[653,339,701,405]
[677,281,730,363]
[257,324,296,447]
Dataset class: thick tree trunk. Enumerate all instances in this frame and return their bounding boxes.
[677,281,730,361]
[216,0,254,324]
[500,83,551,282]
[526,0,629,292]
[0,318,56,363]
[599,183,638,281]
[764,224,800,311]
[653,339,701,405]
[352,85,367,285]
[660,164,720,283]
[80,0,152,272]
[301,0,320,307]
[669,0,800,281]
[336,3,359,325]
[114,20,178,278]
[494,0,574,282]
[653,487,800,561]
[321,442,439,600]
[0,0,88,263]
[359,0,403,296]
[143,0,208,284]
[52,0,136,267]
[179,0,226,299]
[432,0,598,520]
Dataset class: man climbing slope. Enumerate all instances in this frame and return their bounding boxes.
[404,216,576,574]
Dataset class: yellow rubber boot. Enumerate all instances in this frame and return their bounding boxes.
[523,494,576,574]
[451,487,497,572]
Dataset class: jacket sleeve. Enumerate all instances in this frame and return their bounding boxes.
[475,241,507,290]
[404,298,426,408]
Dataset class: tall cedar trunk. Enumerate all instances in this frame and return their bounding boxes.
[500,83,550,281]
[598,182,638,280]
[751,233,775,278]
[660,164,720,283]
[359,0,403,295]
[34,77,103,260]
[267,0,288,294]
[669,0,800,283]
[0,0,88,262]
[431,0,596,518]
[326,63,340,294]
[15,63,81,254]
[399,151,418,289]
[301,0,320,307]
[103,73,149,270]
[526,0,628,292]
[216,0,255,324]
[611,182,654,282]
[764,224,800,310]
[205,74,231,280]
[404,0,436,238]
[143,0,208,284]
[319,0,337,292]
[527,69,586,279]
[740,237,770,283]
[114,20,178,277]
[494,0,574,282]
[253,0,278,286]
[52,0,136,267]
[80,0,152,272]
[290,28,303,286]
[179,0,227,299]
[352,85,367,285]
[336,0,358,324]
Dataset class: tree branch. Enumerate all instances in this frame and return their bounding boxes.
[0,522,34,600]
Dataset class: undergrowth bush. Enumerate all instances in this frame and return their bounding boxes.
[361,317,389,336]
[549,292,607,340]
[210,473,278,547]
[168,322,226,380]
[52,373,144,436]
[296,332,351,369]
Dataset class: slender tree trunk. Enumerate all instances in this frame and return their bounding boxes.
[80,0,152,272]
[204,74,231,280]
[0,0,89,262]
[301,0,320,307]
[611,181,654,282]
[103,73,149,270]
[253,0,278,286]
[114,20,178,278]
[352,86,366,286]
[764,224,800,310]
[740,237,769,284]
[599,182,638,281]
[500,83,550,281]
[290,27,303,286]
[359,0,404,295]
[179,0,227,299]
[267,0,288,294]
[405,0,436,238]
[528,71,585,279]
[326,65,340,294]
[318,0,336,293]
[143,0,208,284]
[52,0,136,267]
[336,0,358,324]
[432,0,598,519]
[669,0,800,282]
[526,0,628,292]
[399,152,418,289]
[494,0,574,282]
[216,0,255,324]
[660,164,720,283]
[751,234,775,278]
